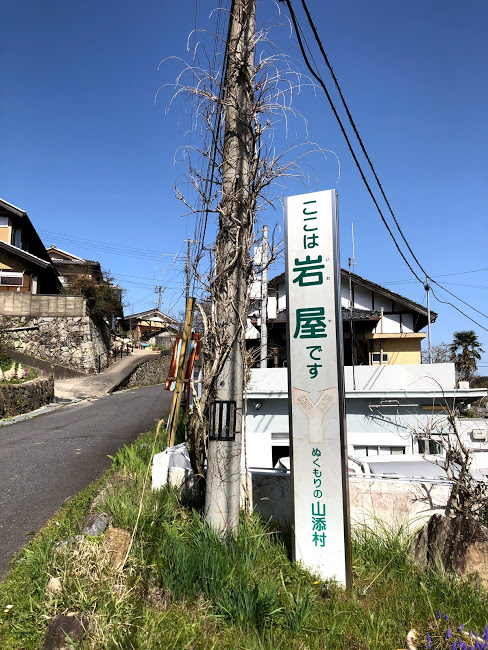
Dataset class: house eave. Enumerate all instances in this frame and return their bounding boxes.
[0,240,51,268]
[247,388,487,401]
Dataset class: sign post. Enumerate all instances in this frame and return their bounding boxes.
[285,189,351,588]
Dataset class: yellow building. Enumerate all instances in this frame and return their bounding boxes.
[0,199,61,295]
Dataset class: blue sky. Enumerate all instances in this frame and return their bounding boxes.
[1,0,487,366]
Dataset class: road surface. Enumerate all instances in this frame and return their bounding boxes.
[0,385,172,579]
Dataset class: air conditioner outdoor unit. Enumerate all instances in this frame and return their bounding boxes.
[472,429,487,441]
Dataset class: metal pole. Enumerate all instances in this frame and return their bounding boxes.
[155,286,163,311]
[260,225,268,368]
[425,277,432,364]
[348,254,356,390]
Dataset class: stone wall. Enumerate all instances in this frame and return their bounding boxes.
[0,375,54,418]
[2,316,108,373]
[117,352,171,390]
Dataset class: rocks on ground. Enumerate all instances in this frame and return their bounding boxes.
[41,614,88,650]
[102,527,131,572]
[81,512,109,536]
[412,513,488,588]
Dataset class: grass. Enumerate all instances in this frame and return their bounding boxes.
[1,425,488,649]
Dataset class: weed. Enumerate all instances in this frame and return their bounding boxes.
[215,582,281,628]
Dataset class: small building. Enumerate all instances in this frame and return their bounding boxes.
[123,308,179,347]
[46,245,104,287]
[0,199,61,294]
[47,245,123,328]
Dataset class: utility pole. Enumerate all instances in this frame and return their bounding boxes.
[155,285,163,310]
[260,225,268,368]
[205,0,256,534]
[348,223,356,390]
[425,277,432,364]
[184,239,200,304]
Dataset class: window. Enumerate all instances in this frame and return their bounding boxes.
[380,446,405,455]
[417,438,443,455]
[372,352,389,364]
[0,216,8,227]
[12,228,23,249]
[0,270,23,286]
[353,445,405,457]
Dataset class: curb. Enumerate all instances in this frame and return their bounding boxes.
[0,398,80,427]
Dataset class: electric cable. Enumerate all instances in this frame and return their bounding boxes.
[285,0,488,330]
[284,0,424,284]
[298,0,428,280]
[430,287,488,333]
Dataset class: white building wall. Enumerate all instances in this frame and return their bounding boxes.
[244,366,487,470]
[401,314,414,333]
[277,282,286,311]
[380,313,401,333]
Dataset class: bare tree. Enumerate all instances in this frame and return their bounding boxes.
[415,391,488,520]
[161,6,334,478]
[421,341,450,365]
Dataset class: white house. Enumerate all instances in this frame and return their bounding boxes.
[244,270,487,472]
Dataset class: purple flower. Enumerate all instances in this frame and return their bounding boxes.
[426,633,432,649]
[459,626,465,633]
[437,611,442,619]
[446,628,452,639]
[445,614,450,621]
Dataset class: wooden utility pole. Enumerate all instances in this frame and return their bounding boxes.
[184,239,199,304]
[167,297,195,447]
[204,0,256,534]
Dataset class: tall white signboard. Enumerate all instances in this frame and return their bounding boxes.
[285,190,351,587]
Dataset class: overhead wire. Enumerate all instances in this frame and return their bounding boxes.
[430,287,488,333]
[285,0,488,330]
[297,0,428,280]
[39,230,185,262]
[283,0,424,284]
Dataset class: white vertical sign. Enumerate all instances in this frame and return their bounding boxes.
[285,189,351,587]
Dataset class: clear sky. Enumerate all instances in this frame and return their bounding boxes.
[1,0,487,367]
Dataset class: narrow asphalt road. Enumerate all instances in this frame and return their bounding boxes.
[0,385,173,579]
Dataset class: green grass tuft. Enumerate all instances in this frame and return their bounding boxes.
[2,425,488,649]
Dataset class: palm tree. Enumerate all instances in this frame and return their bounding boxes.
[449,330,485,383]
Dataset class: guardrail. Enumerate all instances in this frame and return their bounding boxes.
[97,344,134,373]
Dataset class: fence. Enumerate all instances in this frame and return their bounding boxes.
[97,344,134,373]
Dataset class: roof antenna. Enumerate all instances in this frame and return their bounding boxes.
[348,223,356,390]
[348,223,355,273]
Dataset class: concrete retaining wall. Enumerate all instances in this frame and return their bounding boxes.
[251,471,450,531]
[0,293,86,317]
[0,375,54,418]
[8,350,87,379]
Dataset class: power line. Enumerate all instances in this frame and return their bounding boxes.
[430,287,488,333]
[39,229,185,262]
[285,0,488,331]
[431,281,488,322]
[384,267,488,284]
[284,0,423,284]
[297,0,428,280]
